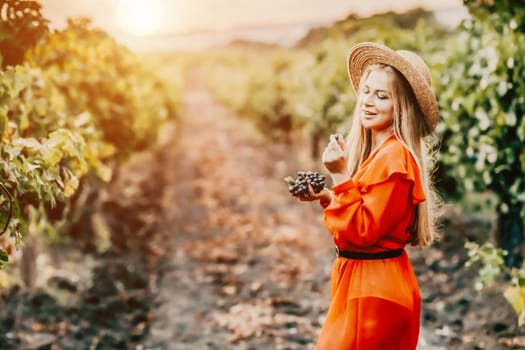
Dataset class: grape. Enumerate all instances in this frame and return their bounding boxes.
[284,171,326,198]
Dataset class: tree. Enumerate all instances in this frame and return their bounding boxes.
[438,0,525,266]
[0,0,49,68]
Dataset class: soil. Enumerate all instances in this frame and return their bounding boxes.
[0,67,524,350]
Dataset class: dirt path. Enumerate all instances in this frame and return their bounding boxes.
[145,68,334,349]
[144,68,520,350]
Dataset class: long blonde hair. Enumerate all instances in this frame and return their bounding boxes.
[345,64,441,247]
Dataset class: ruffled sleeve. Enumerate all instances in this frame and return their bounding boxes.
[323,139,426,248]
[355,141,426,205]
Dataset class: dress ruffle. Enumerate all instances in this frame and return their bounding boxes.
[354,138,426,204]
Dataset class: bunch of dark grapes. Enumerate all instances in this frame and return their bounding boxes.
[284,171,326,198]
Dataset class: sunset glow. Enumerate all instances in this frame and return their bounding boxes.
[116,0,165,36]
[39,0,464,51]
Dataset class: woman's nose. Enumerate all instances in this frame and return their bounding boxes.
[363,94,374,106]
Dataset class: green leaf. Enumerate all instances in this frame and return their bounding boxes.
[0,106,7,139]
[284,176,296,185]
[0,249,8,262]
[504,285,525,326]
[12,137,41,150]
[40,146,63,167]
[94,162,112,182]
[0,249,8,269]
[63,176,79,197]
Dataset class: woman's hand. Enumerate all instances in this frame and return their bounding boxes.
[298,186,333,204]
[322,134,346,173]
[322,134,349,185]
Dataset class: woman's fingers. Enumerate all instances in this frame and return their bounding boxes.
[327,134,345,152]
[322,147,334,163]
[323,144,343,162]
[328,134,339,148]
[335,134,345,149]
[299,184,321,201]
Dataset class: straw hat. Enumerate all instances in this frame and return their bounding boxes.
[347,42,439,135]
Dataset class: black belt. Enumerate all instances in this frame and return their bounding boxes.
[335,247,403,260]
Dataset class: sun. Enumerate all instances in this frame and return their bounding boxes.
[116,0,165,37]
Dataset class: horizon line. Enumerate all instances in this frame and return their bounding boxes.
[128,5,462,40]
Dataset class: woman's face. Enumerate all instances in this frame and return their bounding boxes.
[359,69,394,133]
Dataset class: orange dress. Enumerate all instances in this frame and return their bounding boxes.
[316,135,425,350]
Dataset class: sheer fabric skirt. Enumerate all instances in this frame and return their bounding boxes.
[316,251,421,350]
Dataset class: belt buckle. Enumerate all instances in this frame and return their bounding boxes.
[335,246,340,257]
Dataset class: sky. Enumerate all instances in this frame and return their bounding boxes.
[39,0,465,51]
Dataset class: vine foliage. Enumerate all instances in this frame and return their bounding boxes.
[0,0,49,68]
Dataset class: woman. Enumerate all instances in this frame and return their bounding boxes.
[297,42,441,349]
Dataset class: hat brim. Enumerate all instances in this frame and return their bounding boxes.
[347,42,439,135]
